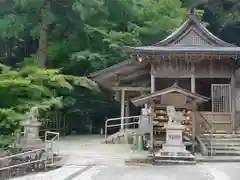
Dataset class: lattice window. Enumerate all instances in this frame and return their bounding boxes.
[211,84,231,112]
[192,35,198,45]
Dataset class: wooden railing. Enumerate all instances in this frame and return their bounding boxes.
[200,112,232,133]
[198,111,213,156]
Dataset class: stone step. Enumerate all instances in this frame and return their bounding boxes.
[154,159,196,165]
[155,140,193,146]
[125,157,196,165]
[201,137,240,142]
[203,141,240,146]
[152,155,195,161]
[208,150,240,156]
[202,133,240,138]
[195,155,240,162]
[207,146,240,151]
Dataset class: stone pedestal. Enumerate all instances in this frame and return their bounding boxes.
[154,123,195,164]
[17,121,44,150]
[161,124,186,154]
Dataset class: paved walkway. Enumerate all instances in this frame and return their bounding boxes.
[12,163,240,180]
[10,135,240,180]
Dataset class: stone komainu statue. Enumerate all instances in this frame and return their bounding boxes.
[166,106,184,125]
[26,106,39,123]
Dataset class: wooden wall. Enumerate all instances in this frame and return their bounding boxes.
[199,112,232,134]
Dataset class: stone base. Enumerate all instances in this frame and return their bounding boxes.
[152,149,196,165]
[162,143,186,153]
[125,152,196,166]
[16,137,44,150]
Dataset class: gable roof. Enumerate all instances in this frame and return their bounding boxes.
[131,83,209,107]
[154,14,235,47]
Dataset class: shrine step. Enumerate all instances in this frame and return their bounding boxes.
[200,134,240,156]
[201,136,240,142]
[104,130,137,144]
[208,150,240,156]
[208,145,240,150]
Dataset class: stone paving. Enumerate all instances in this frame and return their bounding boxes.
[10,135,240,180]
[11,165,87,180]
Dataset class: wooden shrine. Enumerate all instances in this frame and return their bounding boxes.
[131,83,209,149]
[90,13,240,149]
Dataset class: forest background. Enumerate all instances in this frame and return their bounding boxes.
[0,0,239,148]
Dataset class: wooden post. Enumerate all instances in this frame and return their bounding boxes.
[125,95,130,130]
[150,64,155,153]
[191,63,196,153]
[151,64,155,93]
[191,64,195,93]
[191,102,197,154]
[125,98,130,117]
[191,74,195,93]
[150,101,154,153]
[231,72,236,133]
[120,89,125,130]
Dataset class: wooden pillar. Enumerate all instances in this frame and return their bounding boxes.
[191,63,196,152]
[151,64,155,93]
[114,91,120,101]
[191,103,197,154]
[191,64,195,93]
[120,89,125,130]
[231,72,236,132]
[149,101,154,152]
[191,74,195,93]
[125,98,130,117]
[150,64,155,152]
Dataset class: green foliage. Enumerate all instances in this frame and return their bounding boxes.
[0,57,98,148]
[0,0,238,145]
[0,108,23,149]
[0,0,190,145]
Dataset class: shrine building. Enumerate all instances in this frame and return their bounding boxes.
[90,14,240,152]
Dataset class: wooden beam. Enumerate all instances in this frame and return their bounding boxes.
[153,72,232,78]
[113,86,150,91]
[119,69,149,81]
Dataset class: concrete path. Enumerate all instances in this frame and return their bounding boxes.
[10,135,240,180]
[11,163,240,180]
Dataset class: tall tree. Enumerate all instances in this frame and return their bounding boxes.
[0,0,188,134]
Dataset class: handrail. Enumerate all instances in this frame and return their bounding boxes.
[199,112,211,128]
[105,116,140,141]
[198,111,213,156]
[44,131,60,165]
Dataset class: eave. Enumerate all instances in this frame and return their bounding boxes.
[127,46,240,55]
[89,60,150,89]
[132,83,209,107]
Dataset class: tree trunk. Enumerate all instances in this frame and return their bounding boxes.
[37,0,50,67]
